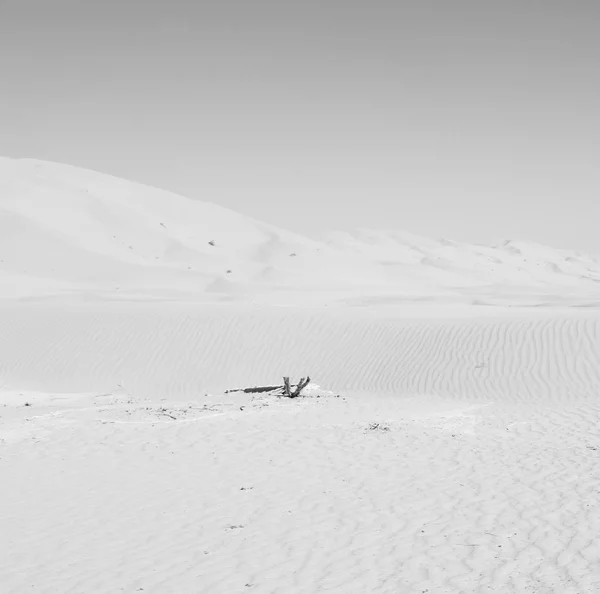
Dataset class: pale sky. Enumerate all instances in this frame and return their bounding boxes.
[1,0,599,252]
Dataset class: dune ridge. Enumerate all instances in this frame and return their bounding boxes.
[2,156,600,305]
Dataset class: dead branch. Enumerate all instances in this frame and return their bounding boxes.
[225,385,283,394]
[290,376,310,398]
[225,376,312,398]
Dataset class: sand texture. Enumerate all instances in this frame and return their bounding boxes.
[2,158,600,593]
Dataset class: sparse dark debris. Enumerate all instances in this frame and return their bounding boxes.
[208,240,216,246]
[367,422,390,432]
[157,407,177,420]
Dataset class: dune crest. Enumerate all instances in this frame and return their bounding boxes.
[1,156,599,306]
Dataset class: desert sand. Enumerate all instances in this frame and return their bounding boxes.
[1,157,600,593]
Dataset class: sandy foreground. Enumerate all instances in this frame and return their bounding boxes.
[1,302,600,594]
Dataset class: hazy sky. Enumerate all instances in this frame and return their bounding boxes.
[1,0,599,251]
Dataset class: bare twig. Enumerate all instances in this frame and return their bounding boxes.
[291,376,310,398]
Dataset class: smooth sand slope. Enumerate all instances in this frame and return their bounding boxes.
[0,157,385,303]
[2,157,600,593]
[2,156,600,304]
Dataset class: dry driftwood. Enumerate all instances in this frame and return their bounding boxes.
[283,377,291,397]
[226,376,311,398]
[291,376,310,398]
[225,385,283,394]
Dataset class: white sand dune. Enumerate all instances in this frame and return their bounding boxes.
[2,156,600,305]
[326,229,600,297]
[0,157,387,302]
[2,303,600,593]
[2,158,600,593]
[0,302,599,403]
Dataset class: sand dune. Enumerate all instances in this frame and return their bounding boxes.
[0,157,386,301]
[2,305,600,593]
[2,317,600,592]
[0,302,599,403]
[2,157,600,305]
[2,157,600,593]
[326,229,600,294]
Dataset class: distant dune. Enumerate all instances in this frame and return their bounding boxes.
[325,229,600,294]
[1,156,599,305]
